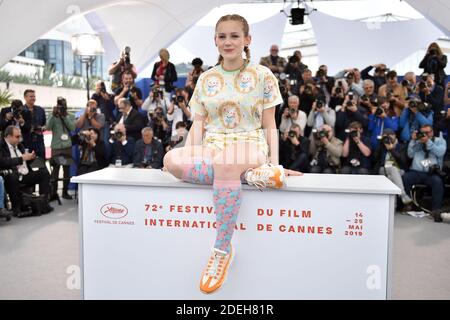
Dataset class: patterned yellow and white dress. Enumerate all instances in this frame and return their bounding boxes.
[189,62,283,157]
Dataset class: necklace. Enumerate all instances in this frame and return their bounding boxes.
[221,59,248,72]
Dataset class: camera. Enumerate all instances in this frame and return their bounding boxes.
[418,81,427,91]
[346,72,354,80]
[10,100,24,120]
[429,49,438,56]
[313,129,328,139]
[176,95,185,103]
[288,130,297,138]
[303,85,313,96]
[123,46,131,64]
[429,164,446,178]
[114,131,124,140]
[0,169,13,177]
[12,107,24,120]
[401,79,410,87]
[316,99,325,109]
[317,69,326,78]
[382,136,392,145]
[415,131,426,140]
[55,97,68,116]
[152,87,164,99]
[345,129,358,138]
[375,107,384,117]
[141,159,151,168]
[100,82,107,94]
[78,131,91,143]
[346,92,354,107]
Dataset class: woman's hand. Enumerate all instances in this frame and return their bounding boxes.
[284,169,303,176]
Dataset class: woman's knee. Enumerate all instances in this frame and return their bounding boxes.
[163,148,183,178]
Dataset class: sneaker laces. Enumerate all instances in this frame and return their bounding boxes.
[207,252,224,278]
[245,167,272,191]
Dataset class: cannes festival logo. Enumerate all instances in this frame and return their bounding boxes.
[100,204,128,220]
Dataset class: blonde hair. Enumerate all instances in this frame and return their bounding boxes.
[159,49,170,63]
[215,14,251,72]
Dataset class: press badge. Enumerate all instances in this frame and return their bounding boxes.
[421,159,432,168]
[61,134,69,141]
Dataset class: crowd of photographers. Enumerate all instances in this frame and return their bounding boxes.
[0,43,448,221]
[269,42,449,222]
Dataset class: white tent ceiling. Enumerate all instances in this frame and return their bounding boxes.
[0,0,449,76]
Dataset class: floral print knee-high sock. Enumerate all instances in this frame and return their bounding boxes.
[213,179,242,254]
[181,158,214,185]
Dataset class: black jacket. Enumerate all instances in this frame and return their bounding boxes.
[419,54,447,87]
[0,139,29,172]
[117,109,145,141]
[151,61,178,92]
[0,107,32,137]
[372,141,409,174]
[133,138,164,169]
[280,135,310,168]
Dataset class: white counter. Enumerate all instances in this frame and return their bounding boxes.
[72,168,400,300]
[72,167,400,195]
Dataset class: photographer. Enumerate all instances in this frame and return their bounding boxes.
[166,121,189,152]
[306,99,336,135]
[368,96,399,149]
[108,123,135,166]
[334,68,364,97]
[117,98,145,142]
[417,73,444,130]
[335,92,369,142]
[283,55,302,90]
[372,129,411,207]
[0,99,31,140]
[0,126,53,216]
[280,123,310,173]
[401,71,417,97]
[149,106,171,145]
[279,95,307,134]
[360,64,388,92]
[113,71,143,110]
[167,88,193,137]
[314,65,334,98]
[46,97,76,200]
[309,124,343,174]
[259,45,287,75]
[341,121,372,175]
[151,49,178,99]
[378,70,407,116]
[92,81,116,124]
[185,58,204,93]
[22,89,46,159]
[399,98,433,142]
[108,46,138,91]
[142,84,167,116]
[402,124,447,222]
[328,79,348,110]
[75,100,106,139]
[133,127,164,169]
[76,127,107,175]
[299,80,319,117]
[359,80,378,114]
[419,42,447,88]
